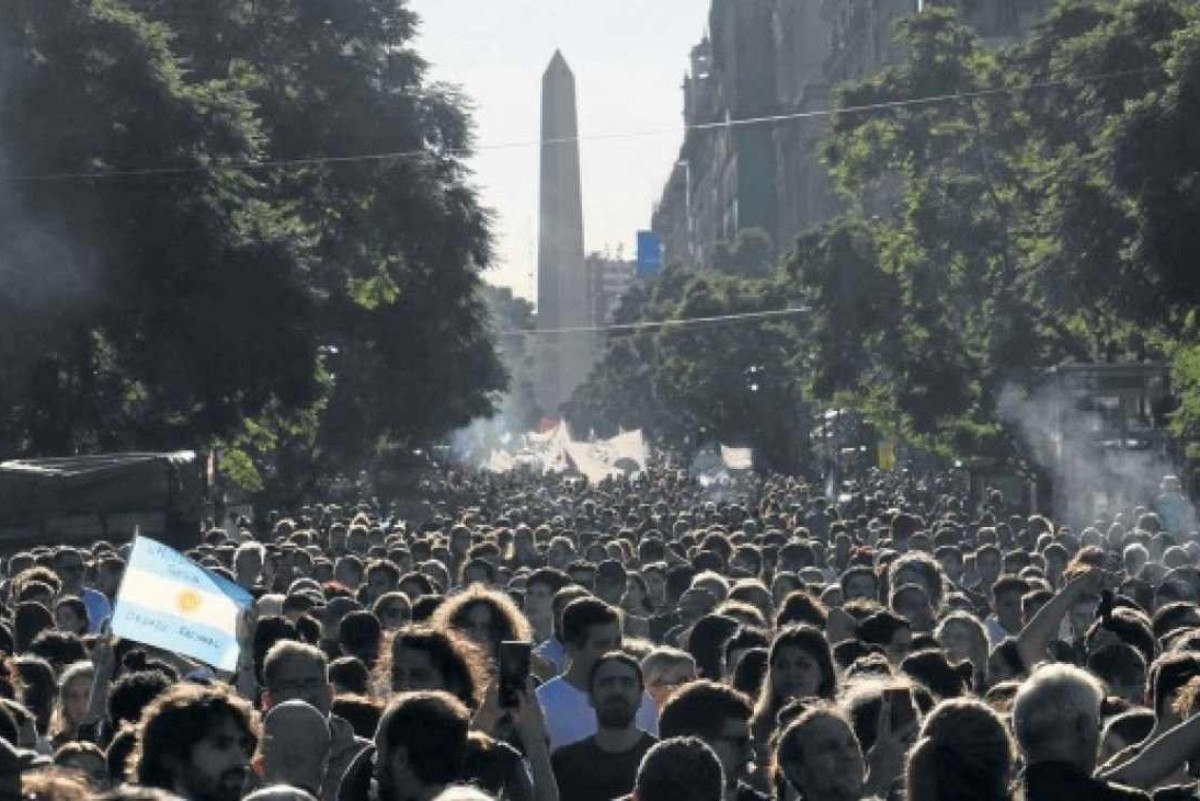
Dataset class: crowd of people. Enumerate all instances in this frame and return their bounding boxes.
[4,464,1200,801]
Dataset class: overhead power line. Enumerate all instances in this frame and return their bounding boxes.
[495,306,808,338]
[0,67,1156,184]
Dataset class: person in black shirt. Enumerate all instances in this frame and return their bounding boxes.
[551,652,657,801]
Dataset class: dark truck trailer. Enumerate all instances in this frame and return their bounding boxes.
[0,451,203,552]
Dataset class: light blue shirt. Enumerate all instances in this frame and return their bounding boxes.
[534,636,568,673]
[536,674,658,751]
[82,587,112,634]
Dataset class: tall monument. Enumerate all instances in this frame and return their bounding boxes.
[537,51,591,416]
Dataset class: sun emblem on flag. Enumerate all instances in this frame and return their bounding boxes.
[175,589,203,615]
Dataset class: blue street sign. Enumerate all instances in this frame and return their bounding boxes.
[637,230,663,276]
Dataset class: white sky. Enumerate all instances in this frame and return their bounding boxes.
[410,1,711,302]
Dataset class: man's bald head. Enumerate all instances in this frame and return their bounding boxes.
[245,786,318,801]
[262,700,331,795]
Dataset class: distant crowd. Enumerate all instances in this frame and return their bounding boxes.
[5,465,1200,801]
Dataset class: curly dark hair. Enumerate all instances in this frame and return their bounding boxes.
[375,625,488,710]
[130,683,259,789]
[109,670,173,727]
[430,584,531,659]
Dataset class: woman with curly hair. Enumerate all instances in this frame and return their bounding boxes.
[362,624,550,801]
[376,625,488,710]
[431,585,532,666]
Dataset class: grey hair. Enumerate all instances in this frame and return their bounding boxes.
[243,786,318,801]
[641,647,696,683]
[1123,543,1149,563]
[1012,663,1103,755]
[234,541,266,561]
[430,787,496,801]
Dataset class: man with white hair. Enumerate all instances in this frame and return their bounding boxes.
[1015,663,1147,801]
[244,787,318,801]
[1012,660,1200,801]
[235,542,266,591]
[1122,543,1149,579]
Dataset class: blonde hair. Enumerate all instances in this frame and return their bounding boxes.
[22,768,92,801]
[641,647,696,685]
[50,661,94,741]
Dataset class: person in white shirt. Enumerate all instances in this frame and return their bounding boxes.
[536,596,657,751]
[985,576,1030,648]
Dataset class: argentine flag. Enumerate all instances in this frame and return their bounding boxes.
[112,535,253,671]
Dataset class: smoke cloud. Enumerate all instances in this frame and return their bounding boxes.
[997,374,1185,528]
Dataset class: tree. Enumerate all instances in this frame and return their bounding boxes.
[819,8,1037,452]
[479,284,541,434]
[803,0,1200,461]
[713,228,776,277]
[567,260,811,473]
[1104,12,1200,438]
[1015,0,1194,345]
[1,0,507,488]
[124,0,507,472]
[0,0,318,456]
[788,217,900,401]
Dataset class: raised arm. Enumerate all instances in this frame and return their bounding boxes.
[514,679,560,801]
[1016,570,1106,670]
[79,633,115,735]
[472,678,560,801]
[1102,708,1200,788]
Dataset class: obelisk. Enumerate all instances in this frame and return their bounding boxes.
[536,51,591,416]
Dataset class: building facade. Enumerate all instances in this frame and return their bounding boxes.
[585,254,636,329]
[652,0,1055,269]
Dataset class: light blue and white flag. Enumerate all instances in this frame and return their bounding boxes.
[112,535,253,671]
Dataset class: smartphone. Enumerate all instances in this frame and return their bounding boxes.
[1099,589,1115,626]
[883,687,916,732]
[499,641,532,709]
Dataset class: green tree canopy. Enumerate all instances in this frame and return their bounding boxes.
[0,0,506,491]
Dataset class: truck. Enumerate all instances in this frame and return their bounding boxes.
[0,451,203,552]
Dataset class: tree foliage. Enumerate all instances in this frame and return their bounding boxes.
[0,0,506,488]
[578,0,1200,467]
[566,261,812,473]
[810,0,1200,455]
[0,0,317,455]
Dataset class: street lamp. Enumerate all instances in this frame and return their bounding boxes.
[677,159,693,267]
